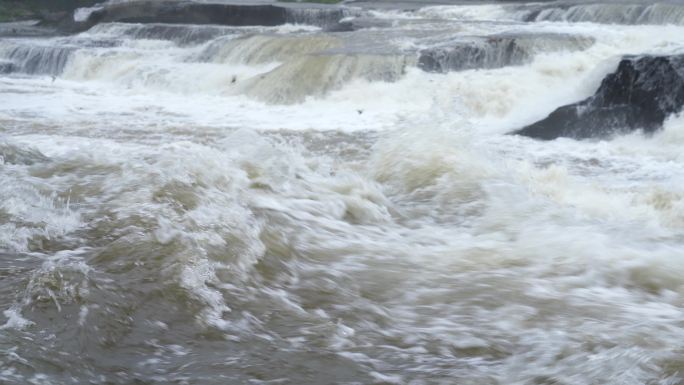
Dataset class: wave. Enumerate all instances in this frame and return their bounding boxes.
[3,2,684,384]
[0,139,49,165]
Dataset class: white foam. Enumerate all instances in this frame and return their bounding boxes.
[0,308,34,330]
[73,6,103,22]
[2,6,684,383]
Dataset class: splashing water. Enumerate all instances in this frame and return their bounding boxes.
[2,1,684,384]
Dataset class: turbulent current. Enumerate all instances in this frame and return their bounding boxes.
[2,1,684,384]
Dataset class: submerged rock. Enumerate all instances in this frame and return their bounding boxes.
[513,54,684,140]
[0,141,50,165]
[0,61,14,73]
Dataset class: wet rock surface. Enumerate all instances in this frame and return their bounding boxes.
[418,33,594,73]
[51,1,351,32]
[514,54,684,140]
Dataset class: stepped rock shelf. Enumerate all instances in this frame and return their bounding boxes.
[49,0,352,32]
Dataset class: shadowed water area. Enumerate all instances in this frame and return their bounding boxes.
[2,0,684,384]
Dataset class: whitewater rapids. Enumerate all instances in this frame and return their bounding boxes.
[2,1,684,384]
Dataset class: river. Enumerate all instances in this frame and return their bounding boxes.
[2,1,684,384]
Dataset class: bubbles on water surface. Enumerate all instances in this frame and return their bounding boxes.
[2,1,684,384]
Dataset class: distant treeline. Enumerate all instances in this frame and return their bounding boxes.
[0,0,101,21]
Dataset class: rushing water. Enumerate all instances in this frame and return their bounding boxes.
[2,1,684,384]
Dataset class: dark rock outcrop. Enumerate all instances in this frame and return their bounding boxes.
[87,2,289,26]
[419,37,529,73]
[0,0,100,23]
[513,54,684,140]
[418,33,594,73]
[51,1,351,33]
